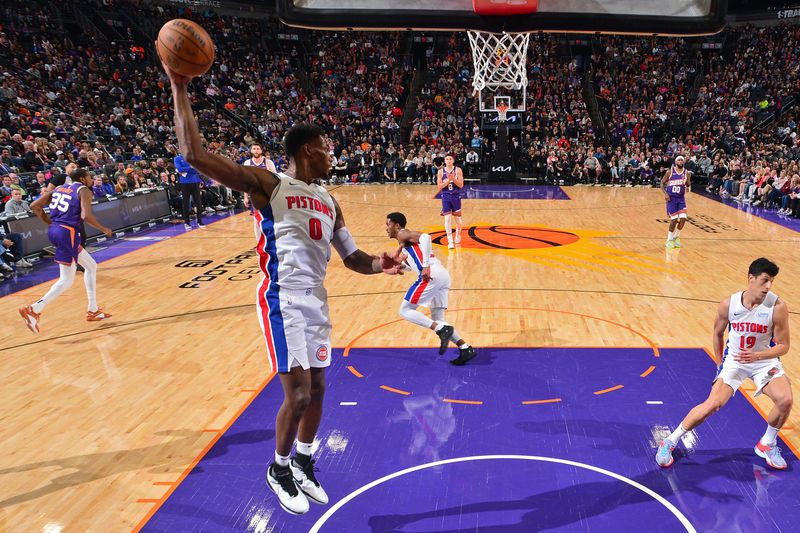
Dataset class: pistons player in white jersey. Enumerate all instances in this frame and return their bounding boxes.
[385,212,477,366]
[656,258,792,470]
[161,59,402,515]
[242,143,277,212]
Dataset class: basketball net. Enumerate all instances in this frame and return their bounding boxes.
[496,102,509,123]
[468,30,529,96]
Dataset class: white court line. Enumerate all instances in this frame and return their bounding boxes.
[309,455,697,533]
[339,402,358,406]
[647,401,664,405]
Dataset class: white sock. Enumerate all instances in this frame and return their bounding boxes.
[32,263,77,313]
[667,424,688,444]
[295,441,314,457]
[760,425,780,446]
[459,343,471,350]
[667,230,675,241]
[78,249,98,312]
[274,451,290,467]
[674,228,682,238]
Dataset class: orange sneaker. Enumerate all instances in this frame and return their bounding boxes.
[86,308,112,322]
[19,305,41,334]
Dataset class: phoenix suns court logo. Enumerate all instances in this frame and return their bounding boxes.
[430,225,580,249]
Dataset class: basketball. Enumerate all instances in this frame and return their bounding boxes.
[156,19,215,78]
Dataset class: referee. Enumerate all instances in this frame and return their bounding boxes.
[174,154,204,230]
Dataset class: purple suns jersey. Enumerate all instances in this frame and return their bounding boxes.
[48,183,85,228]
[666,166,687,199]
[441,167,462,197]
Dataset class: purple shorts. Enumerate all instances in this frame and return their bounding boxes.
[666,198,687,218]
[49,224,82,264]
[440,194,462,215]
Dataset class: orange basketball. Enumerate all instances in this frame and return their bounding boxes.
[156,19,215,78]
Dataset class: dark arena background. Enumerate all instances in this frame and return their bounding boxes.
[1,0,800,531]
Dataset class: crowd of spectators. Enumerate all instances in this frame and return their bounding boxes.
[1,0,800,266]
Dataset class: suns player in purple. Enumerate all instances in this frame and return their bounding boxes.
[436,155,464,249]
[19,169,113,333]
[661,155,692,249]
[242,144,277,213]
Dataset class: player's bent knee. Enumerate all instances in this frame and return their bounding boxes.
[290,389,311,415]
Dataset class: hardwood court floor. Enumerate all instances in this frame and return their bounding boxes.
[0,185,797,531]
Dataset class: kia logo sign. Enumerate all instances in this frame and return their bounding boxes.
[492,166,512,172]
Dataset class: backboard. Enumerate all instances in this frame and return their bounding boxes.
[276,0,728,36]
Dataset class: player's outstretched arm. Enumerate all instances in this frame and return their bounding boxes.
[330,196,399,275]
[711,298,730,365]
[79,188,112,237]
[159,54,278,199]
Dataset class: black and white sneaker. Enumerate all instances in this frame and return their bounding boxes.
[450,346,477,366]
[267,463,309,515]
[291,458,329,504]
[436,325,454,355]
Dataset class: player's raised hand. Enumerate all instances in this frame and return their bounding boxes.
[155,41,192,88]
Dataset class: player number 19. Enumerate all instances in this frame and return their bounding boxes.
[739,336,756,350]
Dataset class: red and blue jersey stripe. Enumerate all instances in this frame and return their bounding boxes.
[254,206,289,373]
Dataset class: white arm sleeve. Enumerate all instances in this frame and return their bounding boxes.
[331,227,358,260]
[418,233,432,267]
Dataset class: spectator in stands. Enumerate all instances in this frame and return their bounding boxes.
[92,176,108,198]
[0,228,31,269]
[4,189,30,215]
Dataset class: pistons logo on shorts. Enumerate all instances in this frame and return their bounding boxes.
[316,346,329,362]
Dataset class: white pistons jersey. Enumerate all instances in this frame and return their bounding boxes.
[253,172,336,289]
[724,291,778,361]
[402,239,442,276]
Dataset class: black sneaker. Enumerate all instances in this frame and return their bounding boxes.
[291,458,329,504]
[450,346,477,366]
[267,463,309,515]
[436,325,454,355]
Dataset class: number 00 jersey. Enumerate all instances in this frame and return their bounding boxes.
[724,291,779,361]
[253,173,336,289]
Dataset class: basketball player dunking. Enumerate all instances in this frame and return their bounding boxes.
[385,212,477,365]
[437,155,464,249]
[19,169,113,333]
[160,58,402,515]
[661,155,691,248]
[656,258,792,470]
[243,143,277,213]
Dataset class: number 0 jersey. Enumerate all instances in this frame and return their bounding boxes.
[253,173,336,289]
[725,291,779,361]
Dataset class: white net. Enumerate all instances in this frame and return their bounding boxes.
[468,30,530,95]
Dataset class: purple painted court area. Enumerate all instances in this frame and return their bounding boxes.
[144,347,799,533]
[435,185,570,201]
[698,191,800,233]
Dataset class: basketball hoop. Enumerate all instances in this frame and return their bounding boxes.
[467,30,529,112]
[496,102,509,123]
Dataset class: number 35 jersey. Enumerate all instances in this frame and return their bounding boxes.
[725,291,779,360]
[49,183,85,228]
[253,172,337,290]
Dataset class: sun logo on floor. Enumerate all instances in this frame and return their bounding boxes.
[429,224,683,277]
[430,225,579,250]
